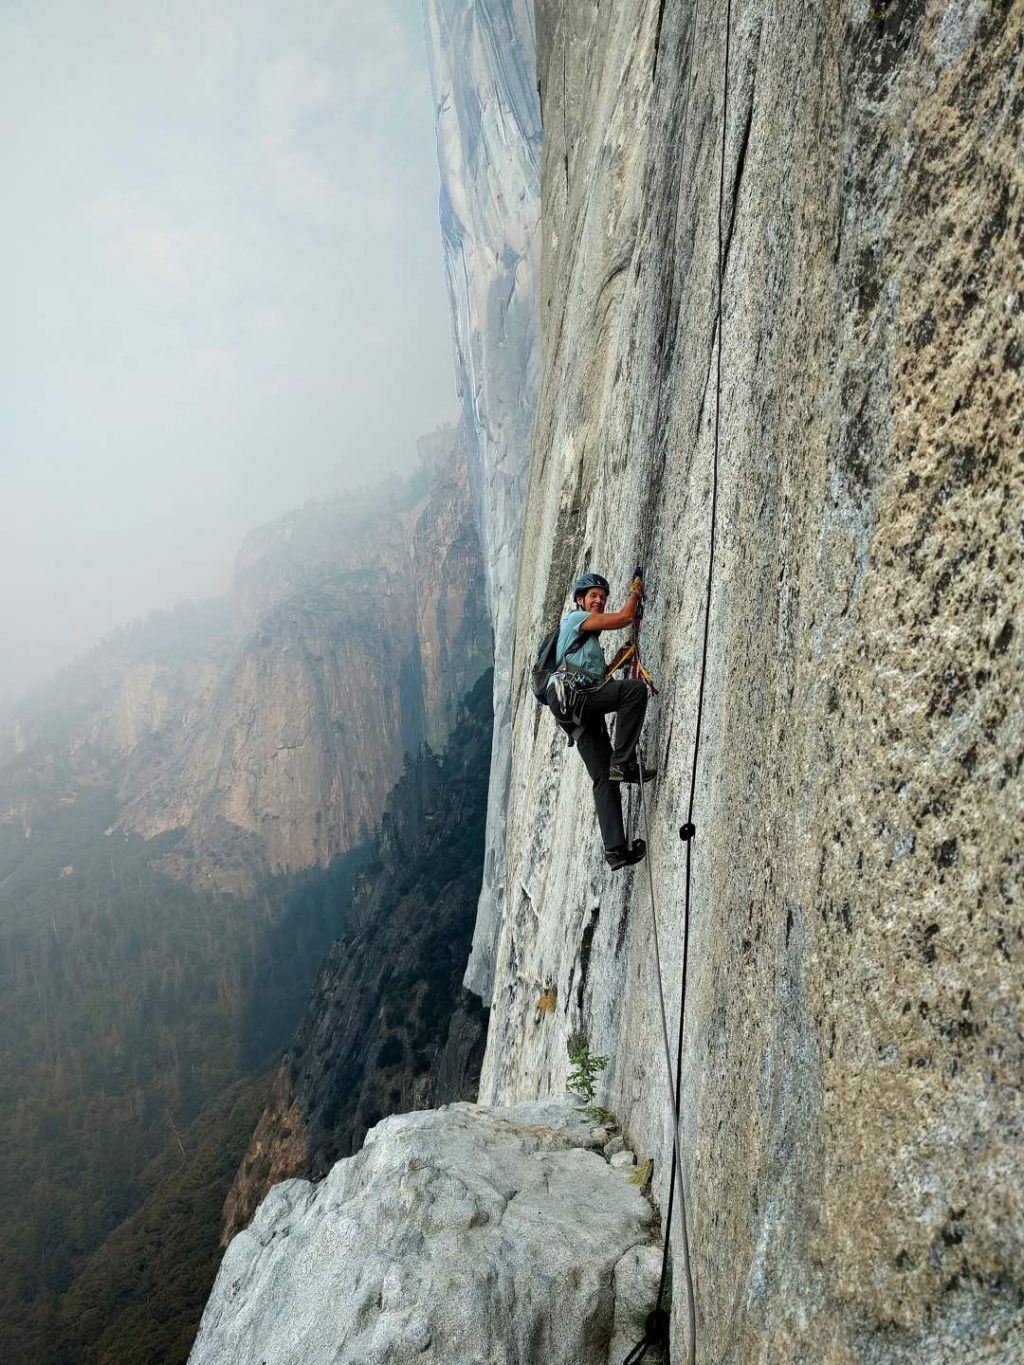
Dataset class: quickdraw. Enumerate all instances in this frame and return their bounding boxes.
[607,563,659,694]
[606,639,660,694]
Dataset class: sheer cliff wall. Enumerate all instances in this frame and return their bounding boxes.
[423,0,542,995]
[480,2,1022,1360]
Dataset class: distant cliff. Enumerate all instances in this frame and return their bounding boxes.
[221,670,493,1240]
[2,428,490,888]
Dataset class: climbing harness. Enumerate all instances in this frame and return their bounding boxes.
[548,663,610,737]
[622,1,733,1362]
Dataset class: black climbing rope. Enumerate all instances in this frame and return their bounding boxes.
[623,1,733,1361]
[622,1307,671,1364]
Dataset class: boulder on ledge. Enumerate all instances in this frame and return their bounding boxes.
[189,1097,657,1365]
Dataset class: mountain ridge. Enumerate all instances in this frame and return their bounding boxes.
[2,426,490,889]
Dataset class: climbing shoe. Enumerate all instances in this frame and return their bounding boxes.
[609,760,657,784]
[605,839,646,871]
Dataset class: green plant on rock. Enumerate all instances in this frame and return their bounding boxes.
[587,1105,617,1126]
[566,1031,609,1117]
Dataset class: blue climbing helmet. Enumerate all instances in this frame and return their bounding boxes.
[572,572,610,604]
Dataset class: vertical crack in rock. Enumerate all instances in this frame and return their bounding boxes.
[576,905,601,1016]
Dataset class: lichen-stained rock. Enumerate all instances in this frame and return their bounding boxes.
[478,1,1022,1361]
[189,1099,656,1365]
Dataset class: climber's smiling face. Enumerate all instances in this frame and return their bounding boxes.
[579,586,607,614]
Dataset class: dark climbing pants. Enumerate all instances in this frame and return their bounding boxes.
[572,678,649,851]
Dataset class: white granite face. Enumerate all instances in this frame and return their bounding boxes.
[189,1098,656,1365]
[422,0,542,999]
[477,0,1022,1360]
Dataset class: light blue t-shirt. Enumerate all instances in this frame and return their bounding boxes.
[556,609,606,681]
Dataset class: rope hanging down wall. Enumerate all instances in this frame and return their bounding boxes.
[623,0,733,1361]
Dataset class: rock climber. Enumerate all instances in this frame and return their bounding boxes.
[549,571,656,871]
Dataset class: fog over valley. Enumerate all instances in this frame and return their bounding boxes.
[0,0,455,700]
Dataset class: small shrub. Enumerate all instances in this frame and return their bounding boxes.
[627,1157,653,1189]
[587,1105,617,1126]
[566,1032,609,1111]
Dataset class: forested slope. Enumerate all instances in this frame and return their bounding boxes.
[54,1075,271,1365]
[0,781,366,1363]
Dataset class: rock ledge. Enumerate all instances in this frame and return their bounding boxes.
[189,1098,657,1365]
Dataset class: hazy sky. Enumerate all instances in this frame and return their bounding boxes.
[0,0,457,699]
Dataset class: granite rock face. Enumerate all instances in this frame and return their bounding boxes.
[190,1098,657,1365]
[134,433,490,881]
[478,2,1022,1361]
[423,0,542,996]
